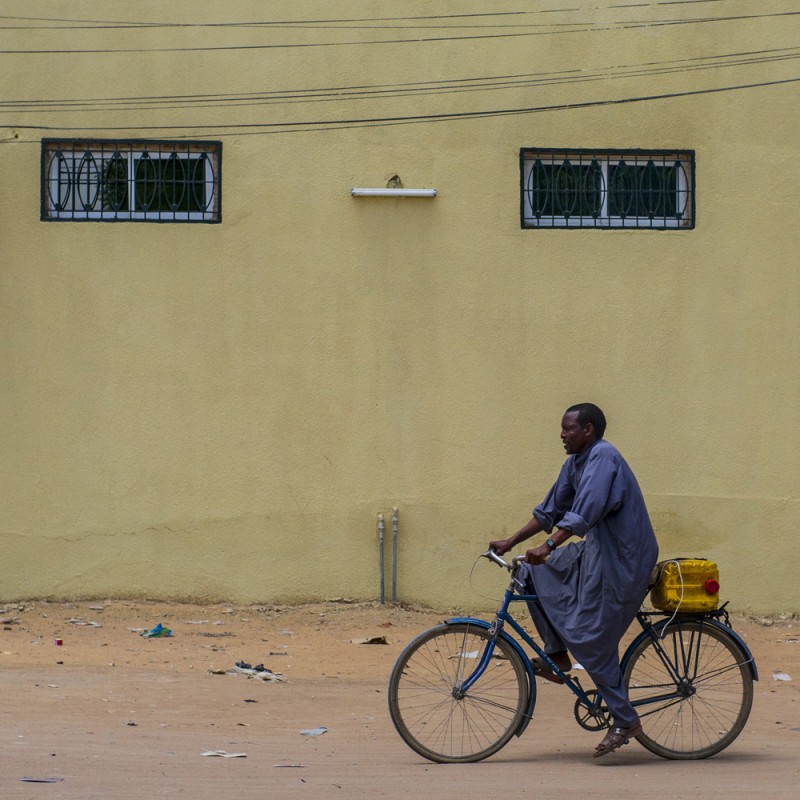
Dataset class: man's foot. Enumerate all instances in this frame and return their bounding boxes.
[549,651,572,672]
[592,722,643,758]
[531,654,572,684]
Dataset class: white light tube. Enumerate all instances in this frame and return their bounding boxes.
[351,188,437,197]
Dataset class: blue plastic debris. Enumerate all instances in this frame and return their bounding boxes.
[140,623,173,638]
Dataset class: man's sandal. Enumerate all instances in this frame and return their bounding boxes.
[530,656,570,685]
[593,723,643,758]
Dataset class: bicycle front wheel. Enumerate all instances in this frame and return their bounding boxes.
[624,619,754,759]
[388,623,529,763]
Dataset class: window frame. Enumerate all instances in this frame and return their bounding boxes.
[41,138,222,223]
[519,148,695,230]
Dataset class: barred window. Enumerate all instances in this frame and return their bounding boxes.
[520,149,694,229]
[41,139,221,223]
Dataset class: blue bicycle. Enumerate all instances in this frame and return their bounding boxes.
[388,550,757,762]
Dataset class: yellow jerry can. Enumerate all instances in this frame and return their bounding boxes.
[649,558,720,613]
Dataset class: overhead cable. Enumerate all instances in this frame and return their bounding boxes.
[1,10,799,54]
[2,45,798,114]
[7,75,798,139]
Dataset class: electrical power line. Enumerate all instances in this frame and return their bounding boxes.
[3,3,795,142]
[0,2,749,31]
[1,45,797,114]
[6,75,798,141]
[1,10,798,54]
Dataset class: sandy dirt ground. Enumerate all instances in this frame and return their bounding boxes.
[1,598,799,800]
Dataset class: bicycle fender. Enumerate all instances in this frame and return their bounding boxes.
[620,617,759,681]
[446,617,537,735]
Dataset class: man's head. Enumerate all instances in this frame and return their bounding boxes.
[561,403,606,455]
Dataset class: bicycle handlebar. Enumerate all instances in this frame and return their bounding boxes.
[481,550,527,571]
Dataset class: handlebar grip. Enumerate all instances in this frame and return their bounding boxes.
[481,550,538,568]
[481,549,510,568]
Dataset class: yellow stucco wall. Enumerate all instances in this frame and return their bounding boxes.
[1,2,799,612]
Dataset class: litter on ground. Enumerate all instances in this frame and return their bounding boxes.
[300,726,328,736]
[140,623,173,638]
[208,661,285,682]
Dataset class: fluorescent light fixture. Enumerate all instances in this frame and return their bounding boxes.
[351,187,437,197]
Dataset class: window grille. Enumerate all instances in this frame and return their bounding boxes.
[520,149,694,229]
[41,139,221,223]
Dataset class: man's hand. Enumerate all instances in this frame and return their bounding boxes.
[489,518,543,558]
[524,543,552,566]
[488,538,514,557]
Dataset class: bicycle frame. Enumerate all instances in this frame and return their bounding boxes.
[447,576,607,737]
[447,559,758,732]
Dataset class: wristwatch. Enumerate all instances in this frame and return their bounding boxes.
[545,538,558,552]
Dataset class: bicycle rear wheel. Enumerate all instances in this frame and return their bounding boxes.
[388,623,529,763]
[624,619,754,759]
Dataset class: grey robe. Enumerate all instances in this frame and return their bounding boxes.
[524,439,658,689]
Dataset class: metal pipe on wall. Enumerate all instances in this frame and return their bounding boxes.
[377,513,385,605]
[391,507,399,603]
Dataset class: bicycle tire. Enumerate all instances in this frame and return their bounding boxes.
[623,619,754,759]
[388,622,529,763]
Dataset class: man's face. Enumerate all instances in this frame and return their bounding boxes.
[561,411,594,455]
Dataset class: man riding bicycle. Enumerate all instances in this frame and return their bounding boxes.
[489,403,659,757]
